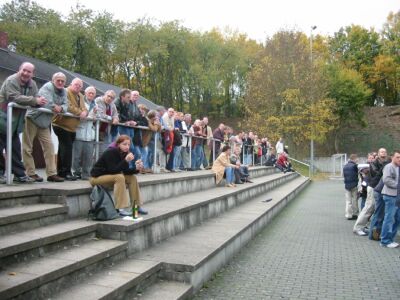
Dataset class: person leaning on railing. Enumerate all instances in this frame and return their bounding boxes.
[52,78,88,181]
[0,62,48,184]
[72,86,97,180]
[142,109,162,173]
[22,72,68,183]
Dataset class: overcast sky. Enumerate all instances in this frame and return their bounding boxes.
[31,0,399,41]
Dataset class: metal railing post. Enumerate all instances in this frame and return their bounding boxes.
[153,132,158,173]
[6,103,14,185]
[212,139,216,163]
[95,119,100,161]
[189,136,192,169]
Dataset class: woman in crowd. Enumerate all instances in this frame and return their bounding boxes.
[90,135,148,216]
[212,145,238,187]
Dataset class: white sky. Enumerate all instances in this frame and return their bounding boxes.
[28,0,400,41]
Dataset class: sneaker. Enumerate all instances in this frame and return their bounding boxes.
[30,174,44,182]
[118,209,133,217]
[380,242,399,248]
[354,229,367,236]
[0,175,6,184]
[47,175,65,182]
[138,207,148,215]
[64,174,78,181]
[73,172,82,179]
[13,175,35,183]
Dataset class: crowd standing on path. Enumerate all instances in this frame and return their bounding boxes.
[0,62,296,216]
[343,148,400,248]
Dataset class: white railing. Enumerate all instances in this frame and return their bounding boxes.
[5,102,222,184]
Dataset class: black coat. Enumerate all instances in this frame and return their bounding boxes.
[90,147,137,177]
[343,161,358,190]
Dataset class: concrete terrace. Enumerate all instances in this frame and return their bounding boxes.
[194,180,400,300]
[0,166,310,299]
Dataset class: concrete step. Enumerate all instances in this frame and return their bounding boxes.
[53,259,161,300]
[136,280,193,300]
[97,172,299,254]
[0,204,68,236]
[0,167,276,218]
[132,176,309,294]
[0,220,97,266]
[0,238,127,300]
[138,166,276,204]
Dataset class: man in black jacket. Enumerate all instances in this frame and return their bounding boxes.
[343,154,359,220]
[368,148,391,240]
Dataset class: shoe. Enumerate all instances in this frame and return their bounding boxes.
[380,242,399,248]
[246,179,253,183]
[118,209,132,217]
[73,172,82,179]
[138,207,148,215]
[47,175,65,182]
[346,216,357,220]
[225,184,235,187]
[30,174,43,182]
[64,174,77,181]
[354,229,367,236]
[0,175,6,184]
[13,175,35,183]
[235,181,244,184]
[372,228,381,241]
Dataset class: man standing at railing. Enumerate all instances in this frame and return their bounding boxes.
[22,72,68,183]
[53,78,88,181]
[0,62,47,183]
[95,90,119,156]
[211,123,225,166]
[202,117,212,169]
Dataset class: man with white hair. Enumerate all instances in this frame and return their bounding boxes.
[0,62,47,183]
[72,86,97,180]
[53,78,88,181]
[23,72,68,182]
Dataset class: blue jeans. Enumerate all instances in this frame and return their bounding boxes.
[380,195,400,245]
[225,167,234,184]
[369,191,385,240]
[173,146,182,170]
[147,138,155,168]
[191,144,203,170]
[244,154,252,165]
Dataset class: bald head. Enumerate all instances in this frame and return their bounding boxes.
[18,62,35,84]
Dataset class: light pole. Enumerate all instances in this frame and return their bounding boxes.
[309,25,317,178]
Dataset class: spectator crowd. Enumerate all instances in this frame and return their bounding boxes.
[0,62,293,186]
[343,148,400,248]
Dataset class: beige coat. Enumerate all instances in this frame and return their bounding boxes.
[212,152,236,184]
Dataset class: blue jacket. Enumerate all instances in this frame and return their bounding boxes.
[343,161,358,190]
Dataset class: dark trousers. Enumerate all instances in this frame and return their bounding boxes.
[53,126,75,177]
[0,132,26,177]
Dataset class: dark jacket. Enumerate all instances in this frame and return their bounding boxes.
[343,161,358,190]
[90,147,137,177]
[369,158,391,188]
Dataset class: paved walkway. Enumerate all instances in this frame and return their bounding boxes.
[194,180,400,300]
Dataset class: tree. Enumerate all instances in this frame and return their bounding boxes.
[325,63,372,151]
[244,30,336,157]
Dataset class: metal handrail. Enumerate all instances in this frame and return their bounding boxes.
[5,102,223,184]
[288,156,311,178]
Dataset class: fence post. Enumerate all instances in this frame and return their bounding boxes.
[6,103,13,185]
[189,135,192,169]
[212,139,216,163]
[95,119,100,161]
[153,132,158,173]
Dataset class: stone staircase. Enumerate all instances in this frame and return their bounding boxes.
[0,167,309,299]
